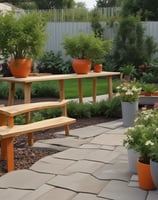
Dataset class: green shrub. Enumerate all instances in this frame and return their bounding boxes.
[37,51,72,74]
[31,82,59,98]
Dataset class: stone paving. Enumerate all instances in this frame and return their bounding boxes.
[0,119,158,199]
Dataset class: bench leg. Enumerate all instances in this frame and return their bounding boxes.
[1,137,14,172]
[0,114,6,126]
[28,133,34,146]
[64,125,69,136]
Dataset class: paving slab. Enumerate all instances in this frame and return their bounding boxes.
[53,148,95,161]
[0,169,54,190]
[33,142,67,151]
[61,160,104,175]
[21,184,55,200]
[98,180,147,200]
[36,137,91,148]
[72,193,106,200]
[96,119,123,129]
[80,143,101,149]
[30,157,75,174]
[35,187,76,200]
[85,149,120,164]
[105,127,127,134]
[68,126,107,138]
[93,162,130,181]
[0,188,31,200]
[90,133,125,146]
[48,172,107,194]
[147,190,158,200]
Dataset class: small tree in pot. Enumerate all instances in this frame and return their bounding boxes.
[62,32,112,74]
[0,11,48,78]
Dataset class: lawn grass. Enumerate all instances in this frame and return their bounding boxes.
[63,78,120,98]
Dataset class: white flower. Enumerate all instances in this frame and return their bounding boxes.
[145,140,154,146]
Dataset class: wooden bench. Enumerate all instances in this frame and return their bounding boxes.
[0,100,76,172]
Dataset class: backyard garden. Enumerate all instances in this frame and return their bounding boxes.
[1,1,158,181]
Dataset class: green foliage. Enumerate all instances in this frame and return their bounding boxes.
[119,64,136,76]
[31,82,59,98]
[37,51,73,74]
[121,0,158,21]
[62,32,112,62]
[0,11,48,60]
[141,83,157,93]
[140,58,158,83]
[90,9,104,38]
[113,16,157,68]
[67,97,121,118]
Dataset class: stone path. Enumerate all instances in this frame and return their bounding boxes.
[0,119,158,200]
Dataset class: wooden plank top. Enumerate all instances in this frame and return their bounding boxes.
[0,100,69,116]
[0,71,120,83]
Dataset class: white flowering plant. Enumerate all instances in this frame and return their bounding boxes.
[124,125,157,164]
[149,139,158,162]
[116,82,142,102]
[135,109,158,127]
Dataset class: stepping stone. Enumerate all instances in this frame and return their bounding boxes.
[98,180,147,200]
[90,133,125,146]
[37,137,91,148]
[62,160,104,175]
[48,172,107,194]
[85,149,120,164]
[69,126,106,138]
[147,190,158,200]
[93,162,130,181]
[30,157,75,174]
[0,188,31,200]
[35,188,76,200]
[18,184,54,200]
[0,170,54,190]
[72,193,105,200]
[53,148,94,161]
[96,119,123,129]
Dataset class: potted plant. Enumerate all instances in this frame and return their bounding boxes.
[124,124,156,190]
[141,83,157,96]
[92,40,112,73]
[116,81,142,127]
[0,11,48,78]
[62,32,112,74]
[119,64,136,82]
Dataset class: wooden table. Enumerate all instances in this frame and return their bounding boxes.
[0,71,120,105]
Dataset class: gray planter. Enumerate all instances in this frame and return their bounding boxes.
[150,159,158,189]
[121,101,138,127]
[128,149,140,174]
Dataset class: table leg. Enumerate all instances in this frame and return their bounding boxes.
[8,83,15,105]
[23,83,33,144]
[92,77,97,103]
[59,80,64,101]
[78,78,83,103]
[23,83,31,104]
[107,76,113,99]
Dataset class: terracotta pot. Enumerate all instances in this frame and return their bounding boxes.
[137,159,155,190]
[72,59,91,74]
[9,58,32,78]
[94,64,103,73]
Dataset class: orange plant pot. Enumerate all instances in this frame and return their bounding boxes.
[72,59,91,74]
[137,160,155,190]
[9,58,32,78]
[94,64,103,73]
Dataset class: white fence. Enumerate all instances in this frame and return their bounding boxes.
[45,21,158,60]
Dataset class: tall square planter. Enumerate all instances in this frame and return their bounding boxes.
[121,101,138,127]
